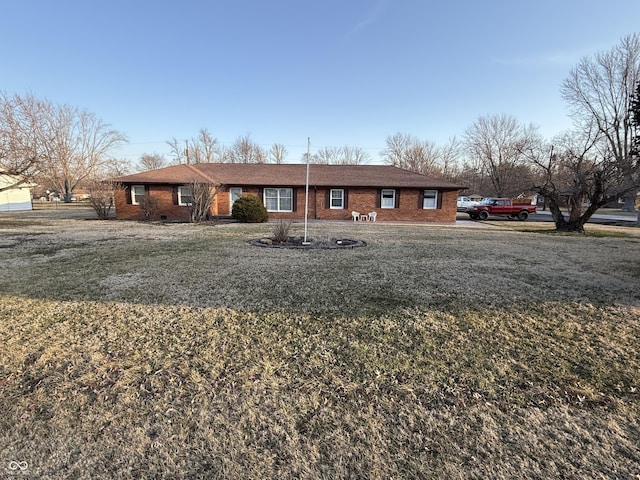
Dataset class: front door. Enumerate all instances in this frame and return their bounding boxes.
[229,187,242,214]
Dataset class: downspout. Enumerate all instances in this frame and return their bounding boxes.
[303,138,310,244]
[313,186,318,219]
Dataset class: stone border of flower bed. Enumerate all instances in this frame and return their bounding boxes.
[249,237,366,249]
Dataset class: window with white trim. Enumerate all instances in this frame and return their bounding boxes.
[381,189,396,209]
[131,185,146,205]
[330,189,344,209]
[178,186,193,206]
[423,190,437,209]
[264,188,293,212]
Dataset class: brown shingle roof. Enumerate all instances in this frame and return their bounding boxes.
[112,163,465,190]
[112,164,200,184]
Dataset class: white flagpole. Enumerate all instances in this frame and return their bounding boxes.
[303,137,310,244]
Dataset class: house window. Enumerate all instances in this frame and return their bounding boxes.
[264,188,293,212]
[178,186,192,206]
[330,189,344,209]
[423,190,437,209]
[381,189,396,209]
[131,185,146,205]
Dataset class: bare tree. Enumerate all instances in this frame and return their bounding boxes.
[406,141,441,176]
[632,81,640,222]
[464,115,540,197]
[226,134,266,163]
[438,137,464,180]
[167,137,186,164]
[341,146,370,165]
[381,132,413,167]
[138,192,158,220]
[2,93,128,199]
[137,153,166,171]
[561,33,640,211]
[168,128,219,164]
[454,159,492,195]
[312,146,341,164]
[530,128,625,232]
[381,133,449,177]
[632,80,640,157]
[87,180,120,220]
[187,178,219,222]
[268,143,288,164]
[36,102,127,202]
[307,145,371,165]
[191,128,218,163]
[0,93,44,191]
[102,158,133,177]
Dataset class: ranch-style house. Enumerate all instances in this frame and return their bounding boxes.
[111,163,465,222]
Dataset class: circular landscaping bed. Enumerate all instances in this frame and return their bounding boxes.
[249,237,366,249]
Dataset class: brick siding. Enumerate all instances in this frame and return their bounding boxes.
[115,184,458,222]
[114,185,194,221]
[231,187,457,222]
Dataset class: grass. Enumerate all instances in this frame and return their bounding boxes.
[0,210,639,479]
[488,221,634,238]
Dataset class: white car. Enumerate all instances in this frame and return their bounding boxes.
[457,196,480,211]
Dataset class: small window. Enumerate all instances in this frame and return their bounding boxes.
[423,190,437,209]
[381,189,396,209]
[264,188,293,212]
[131,185,146,205]
[330,189,344,209]
[178,186,193,206]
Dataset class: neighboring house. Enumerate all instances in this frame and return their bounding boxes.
[0,173,35,212]
[111,163,466,222]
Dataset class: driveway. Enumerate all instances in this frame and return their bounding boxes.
[457,210,639,226]
[532,210,638,226]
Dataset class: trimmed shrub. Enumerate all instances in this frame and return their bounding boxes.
[232,195,268,223]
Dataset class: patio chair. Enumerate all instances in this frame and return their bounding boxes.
[368,211,377,222]
[351,211,360,222]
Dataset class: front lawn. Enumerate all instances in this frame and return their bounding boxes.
[1,216,639,479]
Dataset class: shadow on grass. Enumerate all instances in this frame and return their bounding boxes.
[0,295,638,479]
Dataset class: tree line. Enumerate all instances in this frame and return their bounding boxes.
[1,34,639,231]
[144,132,373,169]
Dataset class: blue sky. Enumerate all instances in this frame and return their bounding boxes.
[3,0,640,164]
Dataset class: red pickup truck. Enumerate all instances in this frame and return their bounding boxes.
[467,198,536,221]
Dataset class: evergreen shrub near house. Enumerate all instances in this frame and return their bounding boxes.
[231,195,268,223]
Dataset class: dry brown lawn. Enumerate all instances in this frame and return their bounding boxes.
[1,208,639,479]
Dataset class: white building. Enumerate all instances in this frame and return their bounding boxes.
[0,173,35,212]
